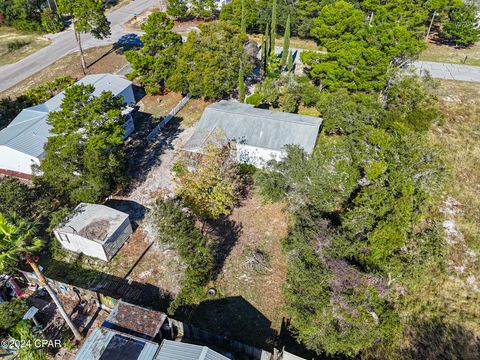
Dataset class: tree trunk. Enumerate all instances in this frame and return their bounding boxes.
[73,24,87,74]
[426,11,437,40]
[28,260,83,341]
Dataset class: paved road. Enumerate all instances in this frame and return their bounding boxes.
[0,0,157,93]
[413,61,480,82]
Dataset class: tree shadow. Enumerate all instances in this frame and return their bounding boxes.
[41,258,173,312]
[176,296,277,351]
[104,199,146,224]
[403,318,480,359]
[203,218,243,281]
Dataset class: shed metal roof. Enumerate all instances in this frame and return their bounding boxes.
[156,340,230,360]
[75,327,159,360]
[0,74,132,158]
[55,203,129,243]
[183,101,322,154]
[102,300,167,340]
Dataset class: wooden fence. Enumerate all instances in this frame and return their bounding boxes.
[146,94,191,142]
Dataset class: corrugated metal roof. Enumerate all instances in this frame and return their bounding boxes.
[155,340,231,360]
[184,101,322,154]
[55,203,129,243]
[75,327,159,360]
[0,74,132,158]
[103,300,167,340]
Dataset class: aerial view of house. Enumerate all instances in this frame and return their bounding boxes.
[0,0,479,359]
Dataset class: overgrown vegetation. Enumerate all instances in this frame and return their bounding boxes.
[0,0,64,33]
[152,199,214,313]
[255,75,447,357]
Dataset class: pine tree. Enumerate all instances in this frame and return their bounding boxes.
[240,0,247,34]
[238,62,246,102]
[281,13,291,67]
[270,0,277,55]
[287,50,294,73]
[263,23,270,74]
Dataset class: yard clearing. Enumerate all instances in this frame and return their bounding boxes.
[0,27,50,66]
[0,45,129,99]
[185,196,289,349]
[419,40,480,66]
[248,33,318,51]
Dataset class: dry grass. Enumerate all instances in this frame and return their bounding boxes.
[399,79,480,355]
[0,27,50,66]
[189,196,289,348]
[139,92,184,117]
[0,45,129,99]
[419,41,480,66]
[248,33,318,51]
[175,97,212,128]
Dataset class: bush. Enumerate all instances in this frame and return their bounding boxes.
[0,298,29,332]
[41,9,64,33]
[245,93,264,107]
[7,40,30,51]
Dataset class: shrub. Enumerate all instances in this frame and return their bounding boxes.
[245,93,264,107]
[0,298,29,332]
[7,40,30,51]
[41,9,64,33]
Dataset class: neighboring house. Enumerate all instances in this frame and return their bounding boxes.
[183,101,323,168]
[156,340,230,360]
[53,203,132,261]
[76,300,231,360]
[0,73,135,180]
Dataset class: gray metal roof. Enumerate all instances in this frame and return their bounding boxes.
[183,101,322,154]
[75,327,159,360]
[0,74,132,158]
[55,203,129,243]
[156,340,230,360]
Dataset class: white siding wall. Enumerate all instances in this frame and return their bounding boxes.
[118,85,135,105]
[236,144,284,168]
[0,146,40,175]
[53,231,108,261]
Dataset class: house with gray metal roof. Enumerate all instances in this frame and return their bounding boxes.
[0,73,135,179]
[53,203,132,261]
[155,340,230,360]
[75,327,160,360]
[183,101,322,167]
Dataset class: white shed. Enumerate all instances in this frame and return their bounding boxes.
[0,74,136,180]
[53,203,133,261]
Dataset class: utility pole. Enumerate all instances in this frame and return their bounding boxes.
[26,258,83,341]
[426,10,437,40]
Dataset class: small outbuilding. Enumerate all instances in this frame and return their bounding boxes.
[183,101,323,168]
[53,203,132,261]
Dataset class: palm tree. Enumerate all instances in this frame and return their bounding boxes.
[0,213,82,340]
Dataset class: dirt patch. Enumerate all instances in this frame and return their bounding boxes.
[175,97,212,129]
[0,45,129,99]
[188,196,289,348]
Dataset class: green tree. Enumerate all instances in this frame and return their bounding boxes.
[58,0,111,72]
[270,0,277,55]
[125,12,183,94]
[238,62,246,102]
[152,199,214,313]
[168,22,250,99]
[281,13,290,67]
[0,298,29,332]
[190,0,216,19]
[441,2,480,46]
[40,8,64,33]
[173,137,240,220]
[219,0,258,32]
[37,84,127,203]
[240,0,247,34]
[0,213,42,273]
[166,0,188,19]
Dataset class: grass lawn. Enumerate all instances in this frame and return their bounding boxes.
[419,41,480,66]
[0,45,129,99]
[0,27,50,66]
